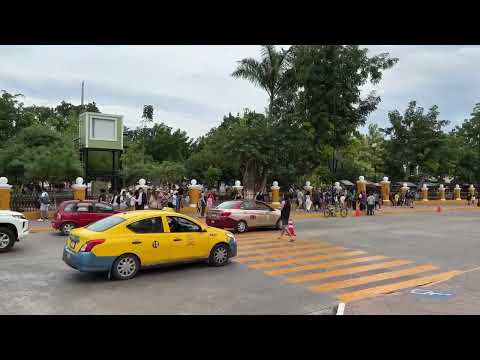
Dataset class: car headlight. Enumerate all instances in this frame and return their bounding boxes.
[13,214,26,220]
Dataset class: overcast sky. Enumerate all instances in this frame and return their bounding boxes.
[1,45,479,138]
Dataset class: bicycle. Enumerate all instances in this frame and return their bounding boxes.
[323,204,348,218]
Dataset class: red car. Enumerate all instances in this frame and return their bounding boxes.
[52,200,122,235]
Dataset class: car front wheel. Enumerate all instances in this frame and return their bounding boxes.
[0,227,15,253]
[111,254,140,280]
[209,244,230,266]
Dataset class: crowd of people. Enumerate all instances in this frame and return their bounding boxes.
[287,187,382,214]
[105,185,189,212]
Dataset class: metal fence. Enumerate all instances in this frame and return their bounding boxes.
[10,191,74,212]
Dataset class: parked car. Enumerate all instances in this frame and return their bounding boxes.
[52,200,122,235]
[63,209,237,280]
[206,200,281,233]
[0,210,29,253]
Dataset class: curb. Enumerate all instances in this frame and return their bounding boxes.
[336,303,346,315]
[29,228,54,234]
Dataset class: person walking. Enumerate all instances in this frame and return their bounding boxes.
[172,191,179,212]
[149,190,158,209]
[38,189,50,222]
[135,188,147,210]
[367,192,375,215]
[278,194,294,241]
[200,191,207,217]
[296,190,304,211]
[98,189,107,202]
[207,192,214,210]
[111,191,121,210]
[305,191,312,212]
[119,190,128,210]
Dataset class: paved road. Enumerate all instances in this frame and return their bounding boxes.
[3,210,480,314]
[0,231,336,315]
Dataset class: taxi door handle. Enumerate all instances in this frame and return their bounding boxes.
[132,241,142,244]
[173,238,182,242]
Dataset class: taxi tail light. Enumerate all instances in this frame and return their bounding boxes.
[220,212,231,217]
[80,239,106,252]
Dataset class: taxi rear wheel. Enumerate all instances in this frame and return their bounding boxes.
[112,254,140,280]
[61,222,75,236]
[235,220,247,233]
[208,244,230,266]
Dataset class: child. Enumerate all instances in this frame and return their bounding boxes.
[287,219,296,242]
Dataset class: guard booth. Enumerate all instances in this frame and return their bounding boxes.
[78,112,124,195]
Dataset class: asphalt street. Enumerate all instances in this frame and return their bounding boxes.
[2,210,480,314]
[0,231,336,315]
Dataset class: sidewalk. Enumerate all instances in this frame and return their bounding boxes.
[27,205,480,234]
[344,268,480,315]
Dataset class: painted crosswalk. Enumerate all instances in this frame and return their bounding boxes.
[233,231,460,303]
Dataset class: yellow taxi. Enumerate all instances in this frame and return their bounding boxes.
[62,210,237,280]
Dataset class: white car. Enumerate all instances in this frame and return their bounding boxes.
[0,210,29,253]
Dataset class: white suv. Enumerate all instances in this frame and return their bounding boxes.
[0,210,29,253]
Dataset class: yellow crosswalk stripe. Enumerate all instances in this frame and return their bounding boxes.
[264,255,388,276]
[237,238,293,245]
[239,240,315,249]
[337,271,463,302]
[286,259,413,284]
[236,248,358,263]
[236,233,278,240]
[246,250,364,268]
[307,264,438,292]
[238,244,339,256]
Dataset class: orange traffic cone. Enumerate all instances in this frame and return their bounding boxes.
[436,205,442,213]
[355,207,361,217]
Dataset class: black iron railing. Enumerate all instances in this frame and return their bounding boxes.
[10,191,74,212]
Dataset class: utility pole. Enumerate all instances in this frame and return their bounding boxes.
[81,81,85,106]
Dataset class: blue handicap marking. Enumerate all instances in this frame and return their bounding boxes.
[410,288,454,299]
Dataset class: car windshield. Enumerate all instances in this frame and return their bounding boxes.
[86,216,125,232]
[216,201,241,209]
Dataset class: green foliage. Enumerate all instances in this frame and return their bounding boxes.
[204,166,223,188]
[0,125,82,184]
[142,105,154,127]
[383,101,449,180]
[285,45,398,174]
[232,45,292,116]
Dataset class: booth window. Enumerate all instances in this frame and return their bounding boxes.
[91,117,116,140]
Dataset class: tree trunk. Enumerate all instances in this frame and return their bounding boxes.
[242,160,256,199]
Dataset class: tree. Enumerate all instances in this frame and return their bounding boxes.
[0,125,82,185]
[450,103,480,182]
[0,91,26,143]
[204,166,222,188]
[142,105,154,127]
[232,45,292,117]
[124,122,193,163]
[383,101,449,181]
[288,45,398,177]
